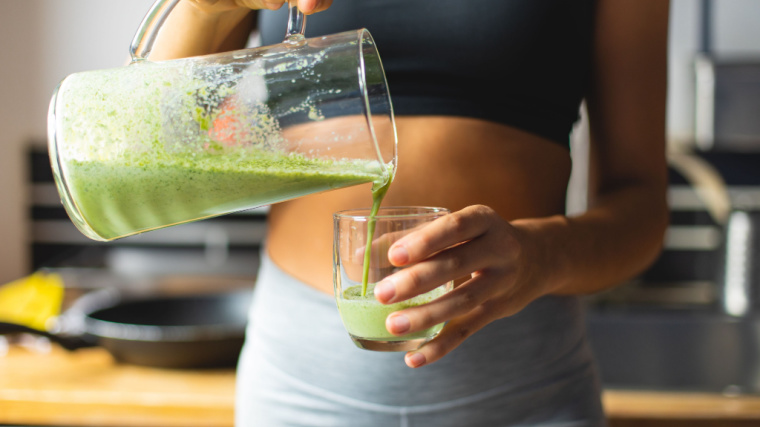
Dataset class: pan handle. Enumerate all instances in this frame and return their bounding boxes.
[0,322,94,350]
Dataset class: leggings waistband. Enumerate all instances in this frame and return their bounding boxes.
[242,253,597,407]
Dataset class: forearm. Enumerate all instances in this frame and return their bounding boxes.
[147,1,255,61]
[516,181,668,296]
[524,0,670,296]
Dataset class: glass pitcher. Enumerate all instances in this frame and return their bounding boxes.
[48,0,397,242]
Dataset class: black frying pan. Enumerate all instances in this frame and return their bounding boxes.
[0,289,252,369]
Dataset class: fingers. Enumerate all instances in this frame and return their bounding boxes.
[385,272,497,336]
[239,0,332,13]
[352,226,425,269]
[404,305,494,368]
[238,1,285,11]
[351,229,404,268]
[263,1,285,10]
[370,205,521,368]
[374,234,495,304]
[388,205,497,267]
[300,0,332,14]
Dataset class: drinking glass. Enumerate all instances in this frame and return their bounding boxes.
[48,0,396,241]
[333,207,452,351]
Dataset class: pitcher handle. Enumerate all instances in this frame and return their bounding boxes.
[285,0,307,44]
[129,0,181,62]
[131,0,305,61]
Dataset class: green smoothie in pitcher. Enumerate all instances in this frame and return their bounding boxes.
[50,61,392,241]
[61,153,386,240]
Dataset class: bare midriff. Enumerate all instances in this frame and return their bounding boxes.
[267,116,573,295]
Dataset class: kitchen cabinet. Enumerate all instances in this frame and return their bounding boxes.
[2,345,760,427]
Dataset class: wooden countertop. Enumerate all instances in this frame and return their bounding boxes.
[2,345,760,426]
[0,345,235,427]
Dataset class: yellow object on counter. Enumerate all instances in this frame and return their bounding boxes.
[0,272,64,331]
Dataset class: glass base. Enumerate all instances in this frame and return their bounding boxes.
[349,336,430,352]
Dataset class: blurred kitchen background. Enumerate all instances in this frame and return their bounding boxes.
[2,1,760,425]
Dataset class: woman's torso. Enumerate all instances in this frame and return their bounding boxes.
[238,5,604,424]
[259,0,594,293]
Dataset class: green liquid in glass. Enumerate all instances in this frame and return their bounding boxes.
[338,283,446,340]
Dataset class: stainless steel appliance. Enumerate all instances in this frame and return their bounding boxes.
[695,55,760,152]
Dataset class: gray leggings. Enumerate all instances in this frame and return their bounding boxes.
[236,254,606,426]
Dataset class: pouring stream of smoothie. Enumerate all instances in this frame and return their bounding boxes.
[361,174,392,297]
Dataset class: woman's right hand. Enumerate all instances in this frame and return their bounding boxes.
[187,0,332,16]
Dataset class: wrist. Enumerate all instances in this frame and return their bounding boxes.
[512,215,572,297]
[147,0,256,61]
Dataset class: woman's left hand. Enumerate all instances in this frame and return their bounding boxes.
[372,204,556,368]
